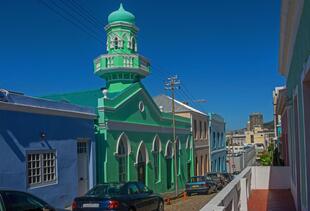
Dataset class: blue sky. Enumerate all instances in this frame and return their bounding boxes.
[0,0,283,130]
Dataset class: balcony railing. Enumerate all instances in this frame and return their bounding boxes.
[94,54,150,74]
[200,166,291,211]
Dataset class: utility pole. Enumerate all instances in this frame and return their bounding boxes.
[165,75,180,197]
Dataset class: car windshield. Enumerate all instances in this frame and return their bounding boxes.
[190,176,205,182]
[207,174,218,179]
[86,184,124,197]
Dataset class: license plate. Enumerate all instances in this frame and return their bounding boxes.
[83,203,100,208]
[192,185,199,189]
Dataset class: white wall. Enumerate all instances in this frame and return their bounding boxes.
[251,166,291,189]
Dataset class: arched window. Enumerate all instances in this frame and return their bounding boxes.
[221,133,224,147]
[165,141,173,159]
[114,37,119,49]
[214,160,217,172]
[116,133,130,182]
[118,138,127,182]
[136,141,149,184]
[165,141,173,190]
[152,136,161,182]
[131,37,136,51]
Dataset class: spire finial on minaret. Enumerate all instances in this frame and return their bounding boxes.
[119,3,124,10]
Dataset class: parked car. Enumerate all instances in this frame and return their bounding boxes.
[220,173,234,183]
[72,182,164,211]
[206,173,226,189]
[233,171,241,175]
[185,176,217,196]
[0,190,65,211]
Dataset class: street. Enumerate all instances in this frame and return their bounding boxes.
[165,193,216,211]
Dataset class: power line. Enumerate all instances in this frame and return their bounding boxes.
[48,0,102,36]
[58,0,102,32]
[38,0,104,45]
[70,0,104,26]
[150,63,206,112]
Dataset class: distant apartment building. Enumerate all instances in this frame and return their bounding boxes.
[249,112,264,130]
[226,133,246,146]
[245,126,269,146]
[209,113,227,173]
[153,95,210,176]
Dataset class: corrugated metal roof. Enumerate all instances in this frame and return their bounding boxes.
[153,94,207,116]
[0,89,96,116]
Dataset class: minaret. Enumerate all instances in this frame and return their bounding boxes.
[94,3,151,95]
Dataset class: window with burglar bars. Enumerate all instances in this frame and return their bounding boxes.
[77,142,87,154]
[27,151,57,187]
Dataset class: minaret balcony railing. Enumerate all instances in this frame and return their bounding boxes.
[94,54,151,74]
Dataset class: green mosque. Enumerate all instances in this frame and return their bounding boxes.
[46,4,194,194]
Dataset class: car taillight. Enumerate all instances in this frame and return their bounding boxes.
[71,201,77,209]
[107,200,120,209]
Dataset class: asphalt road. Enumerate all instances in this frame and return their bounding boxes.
[165,193,216,211]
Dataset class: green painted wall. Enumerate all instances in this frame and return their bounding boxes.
[286,1,310,209]
[101,130,192,193]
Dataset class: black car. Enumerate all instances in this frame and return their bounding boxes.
[220,173,234,183]
[206,173,226,190]
[72,182,164,211]
[0,190,64,211]
[185,176,217,196]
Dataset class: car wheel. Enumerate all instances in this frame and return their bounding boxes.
[157,201,164,211]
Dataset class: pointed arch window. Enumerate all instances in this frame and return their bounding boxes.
[213,131,216,149]
[136,141,149,184]
[152,136,161,182]
[116,133,130,183]
[114,37,119,49]
[131,37,136,51]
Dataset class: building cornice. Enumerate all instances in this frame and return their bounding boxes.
[99,120,190,135]
[104,22,139,32]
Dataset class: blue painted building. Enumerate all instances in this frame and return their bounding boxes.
[0,90,97,208]
[208,113,227,173]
